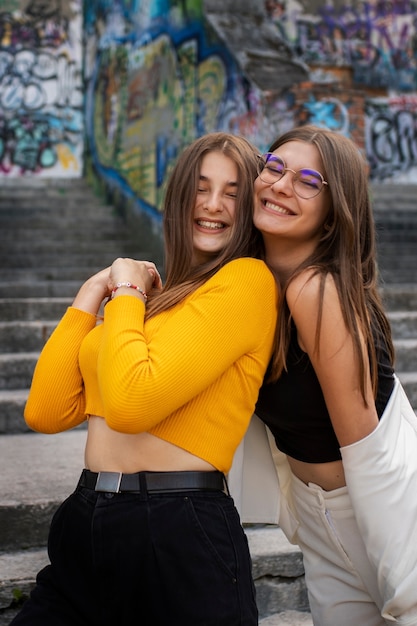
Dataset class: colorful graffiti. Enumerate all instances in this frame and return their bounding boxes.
[84,0,271,219]
[0,0,83,177]
[263,0,417,182]
[366,95,417,180]
[3,0,415,187]
[266,0,417,92]
[303,95,350,134]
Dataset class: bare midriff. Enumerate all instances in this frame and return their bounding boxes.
[85,415,216,474]
[287,455,346,491]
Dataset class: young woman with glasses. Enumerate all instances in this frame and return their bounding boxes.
[12,133,278,626]
[251,125,417,625]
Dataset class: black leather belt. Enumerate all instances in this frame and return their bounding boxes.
[78,469,227,494]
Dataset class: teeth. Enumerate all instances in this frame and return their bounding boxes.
[265,201,291,215]
[197,220,225,229]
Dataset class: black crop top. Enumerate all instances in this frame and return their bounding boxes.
[255,322,395,463]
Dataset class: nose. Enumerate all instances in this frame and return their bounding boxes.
[203,191,223,212]
[270,169,294,195]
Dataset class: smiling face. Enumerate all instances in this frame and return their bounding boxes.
[254,140,331,266]
[192,151,239,264]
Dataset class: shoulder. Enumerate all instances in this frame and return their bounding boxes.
[286,269,337,315]
[217,258,276,288]
[198,258,277,317]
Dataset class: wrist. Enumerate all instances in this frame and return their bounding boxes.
[72,278,109,314]
[111,281,148,303]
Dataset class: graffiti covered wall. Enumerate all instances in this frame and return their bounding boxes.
[83,0,278,223]
[366,94,417,180]
[85,0,417,204]
[1,0,416,187]
[0,0,83,177]
[266,0,417,92]
[264,0,417,182]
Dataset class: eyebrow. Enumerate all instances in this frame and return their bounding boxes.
[199,174,238,187]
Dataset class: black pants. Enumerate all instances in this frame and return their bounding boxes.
[11,480,258,625]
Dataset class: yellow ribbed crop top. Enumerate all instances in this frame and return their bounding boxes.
[24,258,277,473]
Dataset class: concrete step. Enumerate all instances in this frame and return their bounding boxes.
[0,389,30,434]
[0,281,81,298]
[389,311,417,338]
[381,285,417,311]
[0,238,137,256]
[397,371,417,409]
[0,353,38,390]
[376,213,417,224]
[377,232,417,244]
[376,252,417,267]
[0,431,86,552]
[0,251,139,269]
[0,388,89,435]
[0,224,128,242]
[0,177,99,191]
[0,298,71,322]
[0,200,114,213]
[371,183,417,205]
[246,526,309,618]
[0,431,310,621]
[0,185,112,205]
[0,202,111,215]
[259,611,313,625]
[2,267,121,283]
[0,214,124,228]
[393,339,417,371]
[380,270,417,284]
[0,321,56,352]
[0,548,49,614]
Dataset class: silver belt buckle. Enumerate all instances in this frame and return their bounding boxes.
[95,471,122,493]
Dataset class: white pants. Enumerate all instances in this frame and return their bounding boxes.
[340,376,417,625]
[229,378,417,625]
[291,473,391,626]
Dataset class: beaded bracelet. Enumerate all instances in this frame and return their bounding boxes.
[111,281,148,302]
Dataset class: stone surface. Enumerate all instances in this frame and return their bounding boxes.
[259,611,313,625]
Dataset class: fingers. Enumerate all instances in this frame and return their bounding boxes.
[110,258,162,292]
[148,266,163,289]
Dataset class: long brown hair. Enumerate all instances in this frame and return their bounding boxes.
[268,125,394,402]
[146,132,263,318]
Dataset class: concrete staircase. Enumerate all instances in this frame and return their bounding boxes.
[372,183,417,285]
[0,179,416,625]
[372,183,417,409]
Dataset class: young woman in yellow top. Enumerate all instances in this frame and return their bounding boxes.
[12,133,278,626]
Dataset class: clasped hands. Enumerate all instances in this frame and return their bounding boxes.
[108,258,162,297]
[72,258,162,316]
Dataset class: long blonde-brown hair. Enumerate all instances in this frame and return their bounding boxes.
[146,132,263,318]
[268,125,394,402]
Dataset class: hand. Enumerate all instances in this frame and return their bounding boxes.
[72,267,112,315]
[109,258,162,294]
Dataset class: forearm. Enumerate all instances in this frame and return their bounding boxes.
[24,307,96,432]
[72,270,110,315]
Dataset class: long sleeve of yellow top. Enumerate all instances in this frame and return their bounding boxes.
[24,258,278,473]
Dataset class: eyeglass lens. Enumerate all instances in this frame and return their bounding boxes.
[258,153,324,198]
